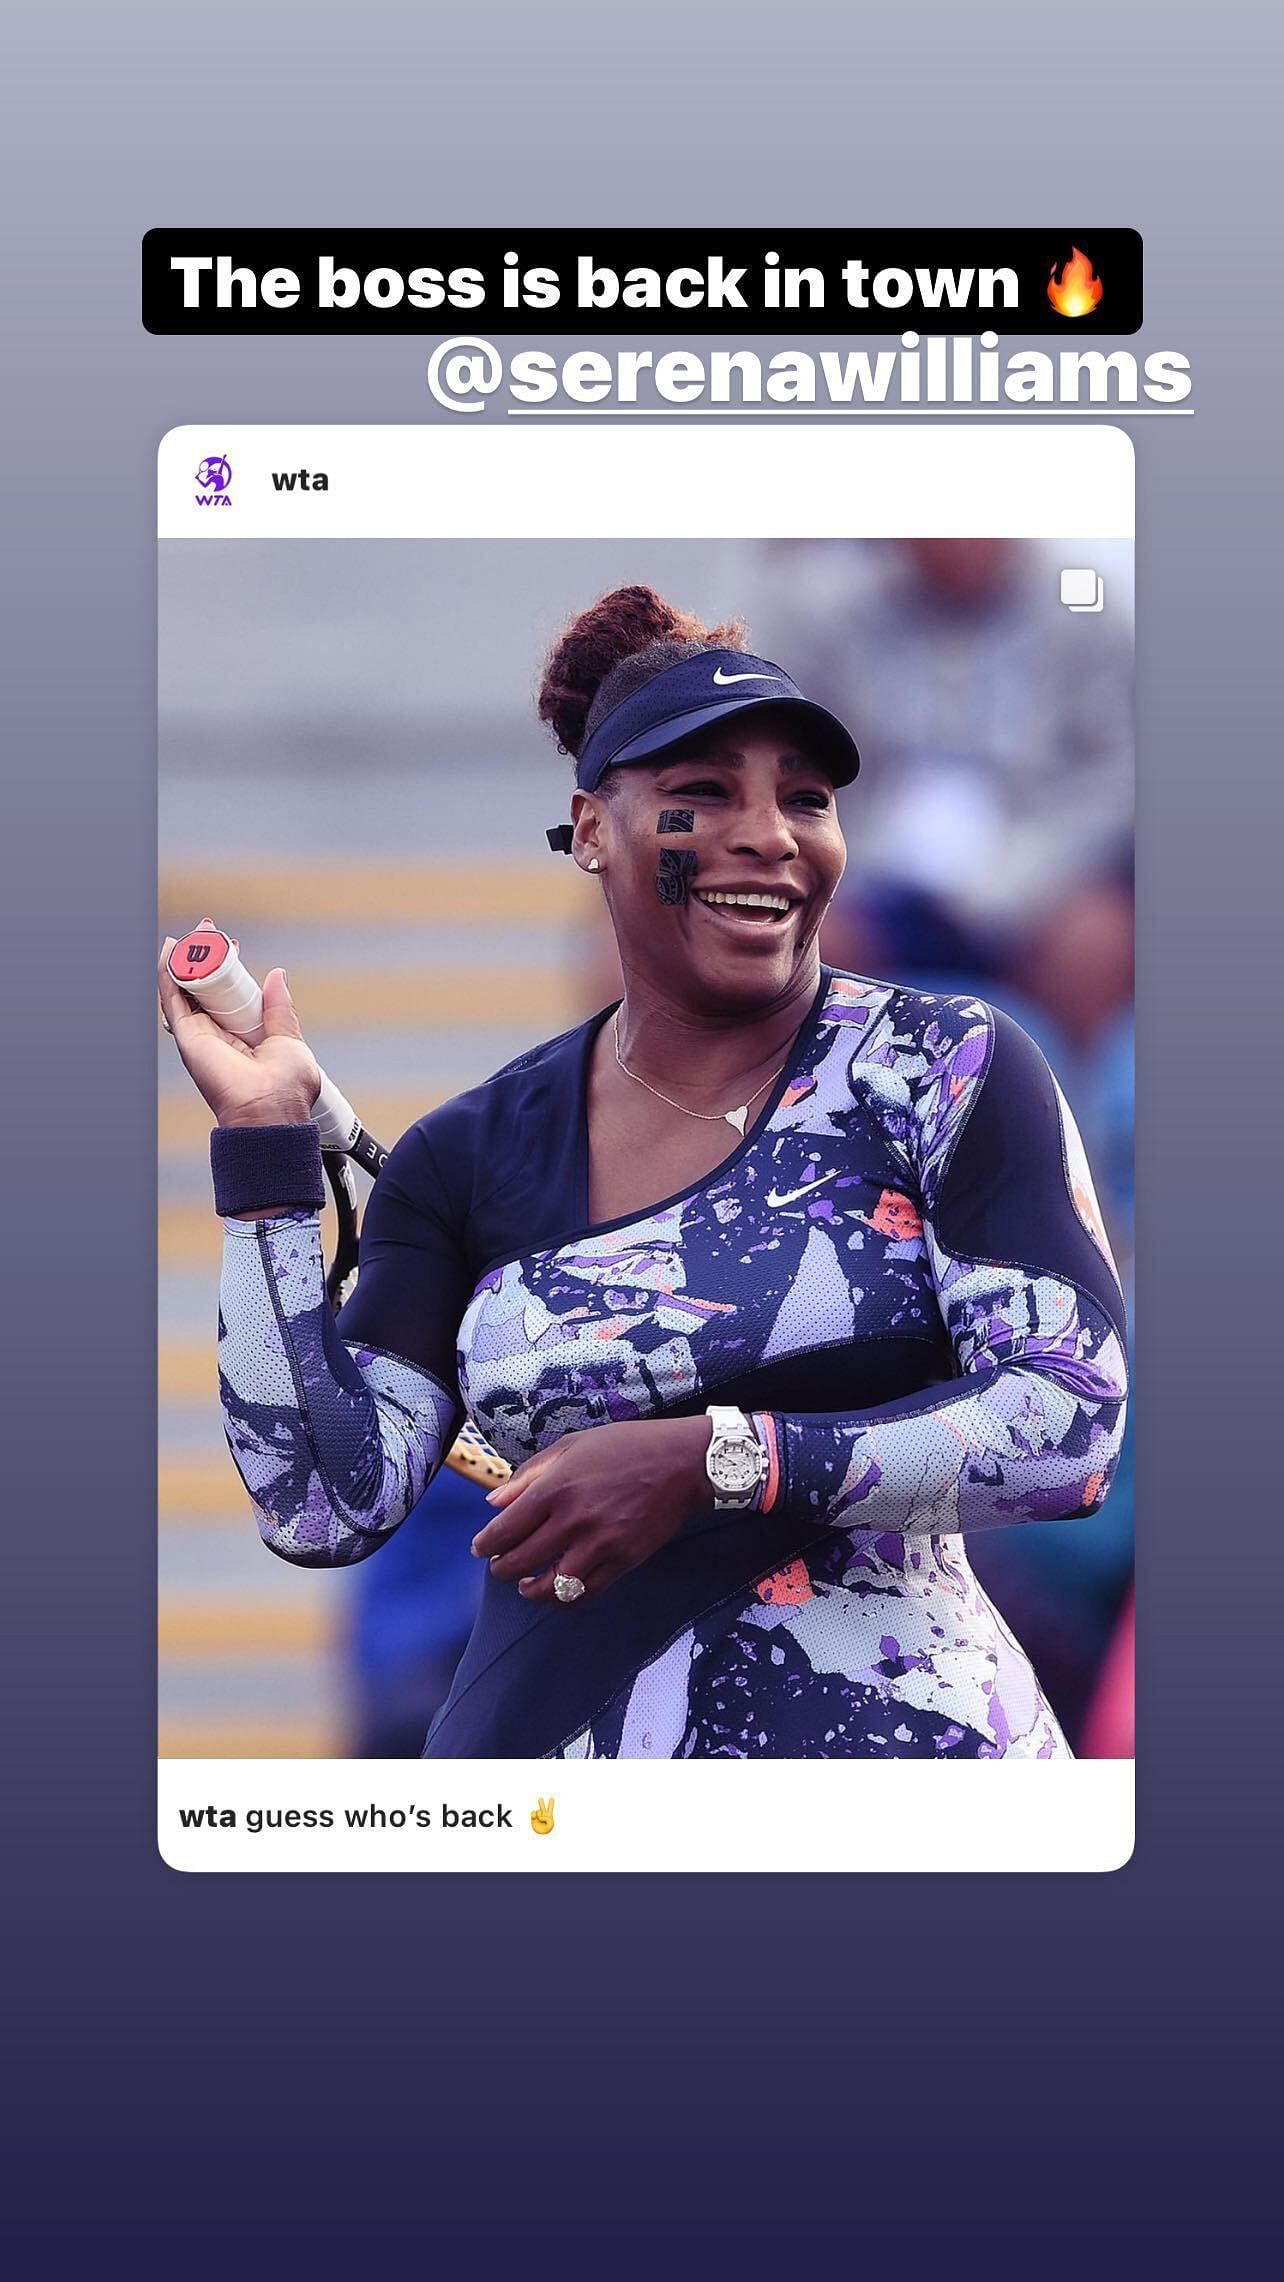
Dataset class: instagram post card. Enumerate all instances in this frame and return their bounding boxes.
[157,424,1133,1871]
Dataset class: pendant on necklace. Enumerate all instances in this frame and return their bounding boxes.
[725,1105,749,1136]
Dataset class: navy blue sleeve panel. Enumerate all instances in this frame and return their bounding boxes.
[333,1013,599,1392]
[335,1119,476,1399]
[443,1016,599,1277]
[931,1005,1128,1349]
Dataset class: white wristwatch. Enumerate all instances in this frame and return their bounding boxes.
[705,1406,769,1509]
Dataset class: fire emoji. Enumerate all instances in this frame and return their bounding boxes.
[1048,246,1104,318]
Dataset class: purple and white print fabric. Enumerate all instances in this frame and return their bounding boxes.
[213,973,1127,1758]
[217,1213,458,1566]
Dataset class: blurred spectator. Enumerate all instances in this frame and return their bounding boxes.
[752,538,1134,1049]
[347,1468,484,1757]
[1080,1593,1135,1759]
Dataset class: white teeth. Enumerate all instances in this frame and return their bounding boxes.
[697,891,792,912]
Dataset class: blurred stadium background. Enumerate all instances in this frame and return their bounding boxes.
[159,536,1134,1758]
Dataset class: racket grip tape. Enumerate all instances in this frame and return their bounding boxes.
[167,924,362,1154]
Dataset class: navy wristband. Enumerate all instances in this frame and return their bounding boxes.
[210,1122,325,1217]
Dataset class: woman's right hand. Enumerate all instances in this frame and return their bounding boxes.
[158,928,322,1129]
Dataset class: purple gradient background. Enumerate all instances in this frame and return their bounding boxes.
[9,1,1277,2258]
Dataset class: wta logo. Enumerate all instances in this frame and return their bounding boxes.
[195,454,232,507]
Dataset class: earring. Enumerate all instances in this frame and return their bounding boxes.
[587,858,600,872]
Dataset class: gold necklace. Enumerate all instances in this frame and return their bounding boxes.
[612,1010,788,1138]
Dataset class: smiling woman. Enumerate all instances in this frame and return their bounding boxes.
[163,583,1128,1761]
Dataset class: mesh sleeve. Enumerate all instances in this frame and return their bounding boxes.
[767,1003,1129,1536]
[218,1211,461,1567]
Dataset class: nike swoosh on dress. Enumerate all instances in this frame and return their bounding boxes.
[765,1172,841,1209]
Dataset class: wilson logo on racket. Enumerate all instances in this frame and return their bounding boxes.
[184,942,212,963]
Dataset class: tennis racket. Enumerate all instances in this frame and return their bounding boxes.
[166,921,512,1489]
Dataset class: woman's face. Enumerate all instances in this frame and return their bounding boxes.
[574,713,847,1012]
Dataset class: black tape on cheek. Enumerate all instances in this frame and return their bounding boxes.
[656,849,698,907]
[656,809,695,834]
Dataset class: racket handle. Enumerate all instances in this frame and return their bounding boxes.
[444,1424,512,1487]
[167,923,362,1154]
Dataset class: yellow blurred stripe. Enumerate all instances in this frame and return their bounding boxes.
[160,1341,217,1403]
[159,1598,333,1655]
[159,1454,249,1521]
[162,1205,259,1271]
[159,1718,343,1760]
[159,1086,454,1156]
[160,858,581,928]
[158,962,575,1034]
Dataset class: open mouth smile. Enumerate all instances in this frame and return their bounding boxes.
[693,890,800,927]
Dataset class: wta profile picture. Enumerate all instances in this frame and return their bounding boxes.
[194,453,233,508]
[1047,246,1104,318]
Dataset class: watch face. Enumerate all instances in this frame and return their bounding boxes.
[713,1440,763,1495]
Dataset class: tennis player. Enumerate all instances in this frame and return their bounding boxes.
[158,585,1128,1759]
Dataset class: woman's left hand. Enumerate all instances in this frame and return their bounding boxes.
[469,1416,714,1604]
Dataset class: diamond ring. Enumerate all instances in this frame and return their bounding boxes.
[553,1572,586,1605]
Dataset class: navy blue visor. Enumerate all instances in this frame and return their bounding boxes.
[546,649,860,851]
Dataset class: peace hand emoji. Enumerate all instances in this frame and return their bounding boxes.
[530,1797,555,1836]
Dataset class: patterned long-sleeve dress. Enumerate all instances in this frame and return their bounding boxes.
[213,967,1128,1760]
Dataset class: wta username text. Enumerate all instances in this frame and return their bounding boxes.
[179,1799,519,1832]
[424,332,1192,414]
